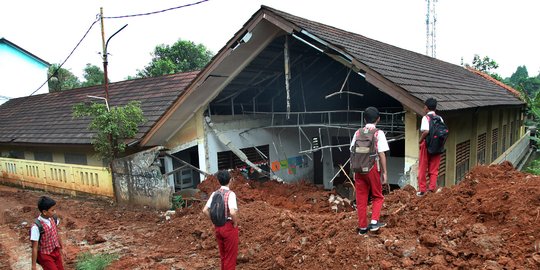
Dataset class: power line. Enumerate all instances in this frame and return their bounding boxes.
[29,16,100,97]
[103,0,209,19]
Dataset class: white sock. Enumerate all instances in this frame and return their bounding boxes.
[370,220,377,225]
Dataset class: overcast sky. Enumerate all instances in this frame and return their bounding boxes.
[2,0,539,97]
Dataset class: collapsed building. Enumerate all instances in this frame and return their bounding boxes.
[0,6,529,207]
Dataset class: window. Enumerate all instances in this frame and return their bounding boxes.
[8,150,25,159]
[491,128,499,162]
[34,152,53,162]
[510,121,516,144]
[477,133,487,165]
[437,152,446,187]
[456,140,470,183]
[64,153,87,165]
[502,125,507,151]
[217,145,269,170]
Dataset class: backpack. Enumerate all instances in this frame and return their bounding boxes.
[209,189,230,227]
[32,215,58,245]
[350,128,378,174]
[425,115,449,154]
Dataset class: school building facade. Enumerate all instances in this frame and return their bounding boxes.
[0,6,528,205]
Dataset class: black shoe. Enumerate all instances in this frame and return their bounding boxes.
[368,222,387,232]
[357,228,368,235]
[416,191,426,197]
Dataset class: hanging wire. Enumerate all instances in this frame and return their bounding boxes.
[28,16,100,97]
[103,0,209,19]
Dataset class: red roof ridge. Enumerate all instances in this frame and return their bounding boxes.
[466,67,523,100]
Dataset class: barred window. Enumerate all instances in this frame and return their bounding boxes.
[477,133,487,165]
[217,145,269,170]
[510,121,516,144]
[502,125,507,151]
[491,128,499,162]
[437,152,446,187]
[64,153,87,165]
[34,152,53,162]
[456,140,470,183]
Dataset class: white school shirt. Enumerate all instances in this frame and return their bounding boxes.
[420,111,444,132]
[349,124,390,153]
[30,215,60,241]
[205,186,238,214]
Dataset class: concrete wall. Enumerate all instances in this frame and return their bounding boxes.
[206,115,313,183]
[112,146,172,210]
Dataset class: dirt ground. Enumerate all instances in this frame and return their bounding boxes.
[1,162,539,269]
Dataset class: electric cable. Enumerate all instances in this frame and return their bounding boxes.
[29,16,100,97]
[103,0,209,19]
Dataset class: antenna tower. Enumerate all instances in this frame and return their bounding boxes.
[426,0,438,58]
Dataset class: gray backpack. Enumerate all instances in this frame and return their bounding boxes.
[350,128,378,173]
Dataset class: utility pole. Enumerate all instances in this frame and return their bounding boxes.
[100,7,109,102]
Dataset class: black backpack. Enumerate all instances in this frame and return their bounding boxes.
[350,128,378,174]
[209,189,230,227]
[426,115,449,154]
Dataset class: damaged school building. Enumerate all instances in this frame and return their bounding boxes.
[0,6,529,207]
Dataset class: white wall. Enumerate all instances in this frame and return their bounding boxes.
[206,116,313,183]
[0,44,49,99]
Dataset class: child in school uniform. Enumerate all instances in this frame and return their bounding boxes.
[30,196,65,270]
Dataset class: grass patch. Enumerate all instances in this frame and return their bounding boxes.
[76,252,118,270]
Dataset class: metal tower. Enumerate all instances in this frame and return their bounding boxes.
[426,0,438,58]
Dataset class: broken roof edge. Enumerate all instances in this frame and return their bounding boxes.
[466,67,525,102]
[139,6,300,146]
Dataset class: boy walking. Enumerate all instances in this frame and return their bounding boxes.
[350,107,389,235]
[30,196,65,270]
[203,170,239,270]
[417,98,444,196]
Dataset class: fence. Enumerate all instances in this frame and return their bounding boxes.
[0,157,113,197]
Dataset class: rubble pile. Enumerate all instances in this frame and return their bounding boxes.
[0,162,538,269]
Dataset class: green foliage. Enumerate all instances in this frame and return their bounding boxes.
[48,64,81,92]
[136,39,213,78]
[73,101,145,164]
[81,64,106,87]
[171,195,185,210]
[76,252,118,270]
[466,54,503,81]
[471,54,499,73]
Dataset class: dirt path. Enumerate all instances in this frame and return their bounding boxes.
[0,163,539,269]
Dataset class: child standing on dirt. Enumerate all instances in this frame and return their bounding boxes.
[350,107,389,235]
[30,196,65,270]
[417,98,444,196]
[203,170,239,270]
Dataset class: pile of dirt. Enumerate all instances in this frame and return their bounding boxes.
[0,163,539,269]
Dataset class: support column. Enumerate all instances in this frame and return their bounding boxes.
[322,147,334,190]
[164,156,174,190]
[470,111,479,169]
[404,110,419,189]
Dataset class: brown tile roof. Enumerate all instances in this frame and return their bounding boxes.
[466,67,523,99]
[0,71,198,145]
[262,6,524,111]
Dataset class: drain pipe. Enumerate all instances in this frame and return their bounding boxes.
[205,116,283,182]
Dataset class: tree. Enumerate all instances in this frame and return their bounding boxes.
[48,64,81,92]
[81,64,106,87]
[136,39,213,78]
[72,101,145,164]
[466,54,503,81]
